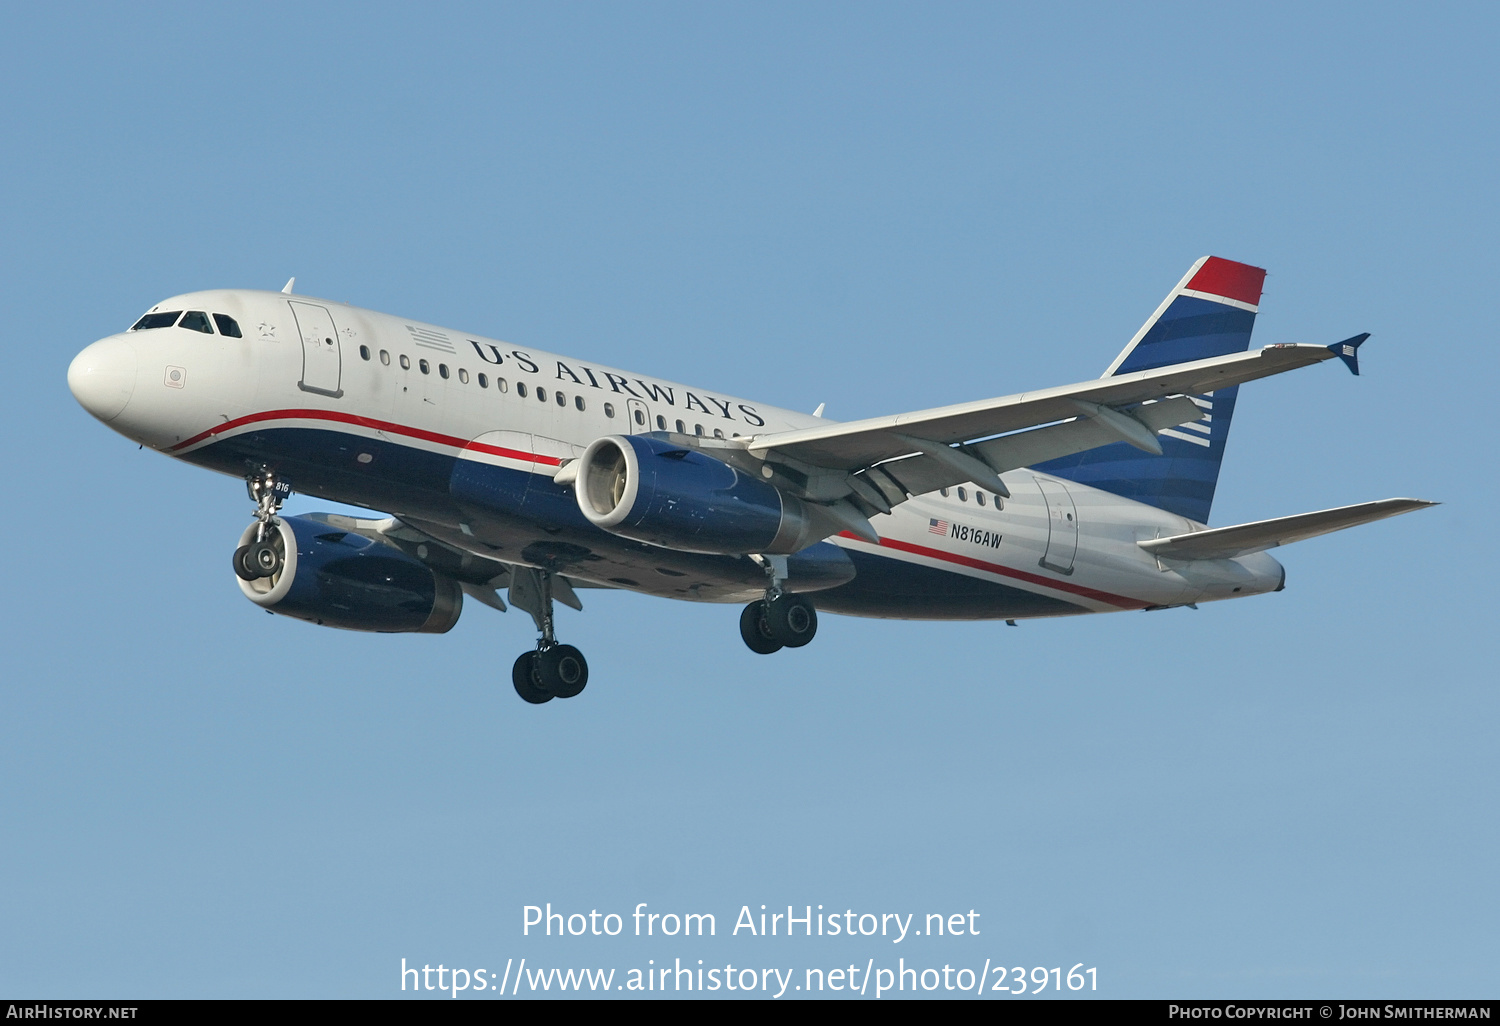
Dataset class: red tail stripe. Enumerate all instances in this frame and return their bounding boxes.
[838,531,1149,609]
[166,408,564,466]
[1187,256,1266,307]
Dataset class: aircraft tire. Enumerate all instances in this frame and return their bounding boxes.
[233,544,260,581]
[511,651,553,704]
[766,594,817,648]
[739,601,784,655]
[245,539,283,578]
[538,645,588,699]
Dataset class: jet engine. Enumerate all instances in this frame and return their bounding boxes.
[234,515,462,633]
[575,435,828,555]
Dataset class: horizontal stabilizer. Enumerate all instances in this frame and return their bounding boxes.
[1139,498,1437,561]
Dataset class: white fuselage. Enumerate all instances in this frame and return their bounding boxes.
[68,289,1285,619]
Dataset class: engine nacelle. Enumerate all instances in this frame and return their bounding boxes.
[236,515,462,633]
[576,435,824,555]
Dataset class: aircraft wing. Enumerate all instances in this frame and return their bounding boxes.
[741,340,1361,514]
[1137,498,1436,561]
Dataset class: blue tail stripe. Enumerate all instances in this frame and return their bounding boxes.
[1113,295,1256,374]
[1033,291,1257,524]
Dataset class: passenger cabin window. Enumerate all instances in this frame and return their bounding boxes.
[380,350,391,365]
[179,311,213,334]
[536,387,547,402]
[675,419,685,433]
[656,415,666,430]
[517,382,527,398]
[132,311,182,330]
[575,395,586,412]
[419,359,430,374]
[604,402,615,418]
[212,314,242,338]
[359,345,371,361]
[957,487,968,502]
[477,373,488,387]
[556,391,566,407]
[439,364,450,379]
[458,368,469,384]
[399,355,411,370]
[976,492,986,507]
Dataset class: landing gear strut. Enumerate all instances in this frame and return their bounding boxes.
[233,469,292,581]
[510,568,590,704]
[739,554,818,654]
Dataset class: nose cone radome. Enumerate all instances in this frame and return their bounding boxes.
[68,337,137,422]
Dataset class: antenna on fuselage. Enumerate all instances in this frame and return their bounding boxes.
[281,277,296,294]
[812,403,825,418]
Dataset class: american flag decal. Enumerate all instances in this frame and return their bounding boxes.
[929,518,949,536]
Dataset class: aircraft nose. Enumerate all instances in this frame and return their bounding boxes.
[68,337,138,422]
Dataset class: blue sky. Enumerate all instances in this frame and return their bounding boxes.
[1,2,1495,998]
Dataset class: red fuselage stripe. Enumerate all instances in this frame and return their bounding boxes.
[837,532,1148,609]
[166,408,564,465]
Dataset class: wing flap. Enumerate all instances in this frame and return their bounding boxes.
[1139,498,1437,561]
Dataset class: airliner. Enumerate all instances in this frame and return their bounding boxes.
[67,257,1432,703]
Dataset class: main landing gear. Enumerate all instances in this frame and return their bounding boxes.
[510,568,590,705]
[233,469,292,581]
[739,554,818,655]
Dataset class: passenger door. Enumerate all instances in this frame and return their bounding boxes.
[289,301,343,397]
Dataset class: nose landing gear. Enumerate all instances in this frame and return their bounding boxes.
[739,554,818,655]
[233,469,292,581]
[509,568,590,705]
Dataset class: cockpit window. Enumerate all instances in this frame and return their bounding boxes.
[131,311,182,330]
[213,314,243,338]
[179,311,213,334]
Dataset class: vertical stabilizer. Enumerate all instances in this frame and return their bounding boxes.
[1032,256,1266,524]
